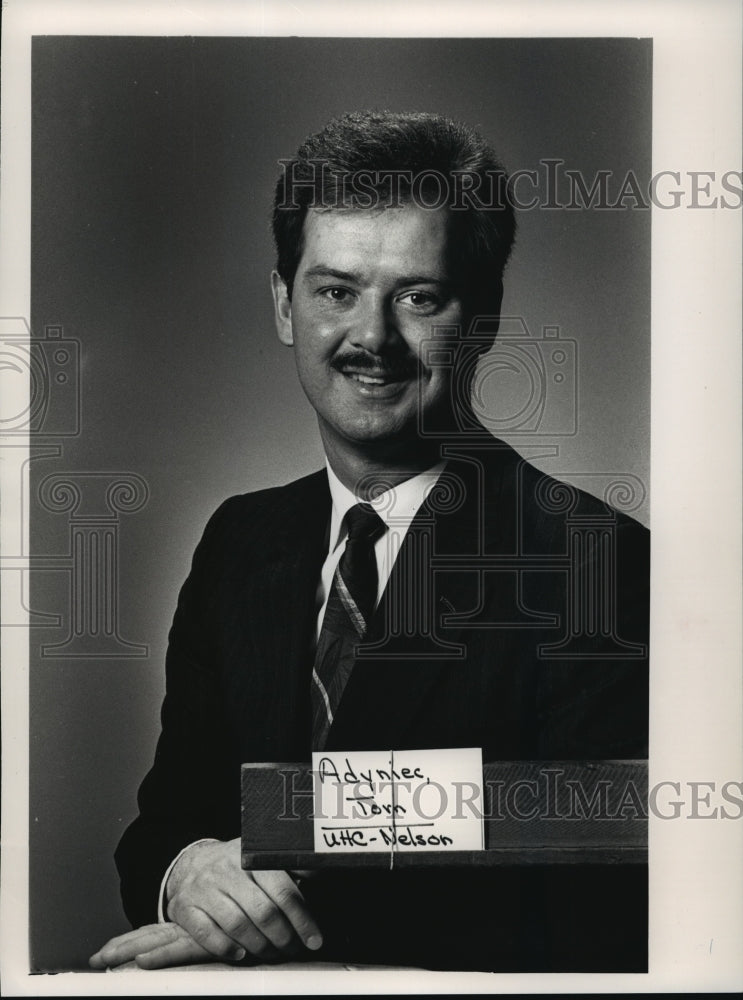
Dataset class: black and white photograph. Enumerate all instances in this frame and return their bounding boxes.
[1,0,740,994]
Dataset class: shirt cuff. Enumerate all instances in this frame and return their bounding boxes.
[157,838,220,923]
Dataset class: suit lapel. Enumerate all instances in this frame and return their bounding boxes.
[327,444,513,750]
[233,440,523,755]
[231,471,330,758]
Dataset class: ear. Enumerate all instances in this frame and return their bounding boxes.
[271,270,294,346]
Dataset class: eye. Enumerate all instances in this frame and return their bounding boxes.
[320,286,354,303]
[398,290,441,312]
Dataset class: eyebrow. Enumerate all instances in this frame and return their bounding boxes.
[302,266,447,286]
[303,267,360,283]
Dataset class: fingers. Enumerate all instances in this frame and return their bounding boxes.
[133,932,223,970]
[252,871,324,952]
[90,854,326,974]
[176,897,279,962]
[171,880,301,959]
[89,923,197,969]
[165,840,323,962]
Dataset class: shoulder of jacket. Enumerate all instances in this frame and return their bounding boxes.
[203,467,328,528]
[473,436,649,537]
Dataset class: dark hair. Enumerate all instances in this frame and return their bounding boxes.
[272,110,516,313]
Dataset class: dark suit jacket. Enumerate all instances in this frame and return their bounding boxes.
[115,437,649,971]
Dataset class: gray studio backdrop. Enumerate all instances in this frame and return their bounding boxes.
[29,36,651,969]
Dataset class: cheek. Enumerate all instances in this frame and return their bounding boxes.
[404,309,463,357]
[292,306,344,357]
[291,330,341,395]
[427,371,449,398]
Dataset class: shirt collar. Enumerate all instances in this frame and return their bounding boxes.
[325,459,447,554]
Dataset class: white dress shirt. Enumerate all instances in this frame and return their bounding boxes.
[317,459,447,638]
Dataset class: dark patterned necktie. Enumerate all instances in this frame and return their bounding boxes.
[311,502,386,750]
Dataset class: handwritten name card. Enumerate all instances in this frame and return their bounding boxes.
[312,747,484,854]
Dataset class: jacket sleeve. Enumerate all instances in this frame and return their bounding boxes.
[114,497,246,927]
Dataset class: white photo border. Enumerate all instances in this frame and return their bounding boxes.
[1,0,741,994]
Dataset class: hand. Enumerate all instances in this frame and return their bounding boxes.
[164,838,323,963]
[89,922,211,970]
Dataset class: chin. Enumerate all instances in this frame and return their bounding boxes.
[351,433,431,463]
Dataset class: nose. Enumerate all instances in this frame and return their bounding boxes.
[347,294,400,354]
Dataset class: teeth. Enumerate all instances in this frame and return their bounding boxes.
[349,373,387,385]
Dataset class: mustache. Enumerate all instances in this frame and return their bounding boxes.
[330,350,420,379]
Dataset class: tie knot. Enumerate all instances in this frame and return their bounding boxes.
[345,502,385,544]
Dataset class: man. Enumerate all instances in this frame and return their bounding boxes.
[91,111,648,972]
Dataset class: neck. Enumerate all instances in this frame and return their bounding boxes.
[319,428,445,500]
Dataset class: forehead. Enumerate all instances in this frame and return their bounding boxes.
[297,205,451,277]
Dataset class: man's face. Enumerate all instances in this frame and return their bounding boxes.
[272,204,464,457]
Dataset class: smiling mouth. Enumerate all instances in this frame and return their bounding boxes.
[344,371,407,386]
[337,369,414,398]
